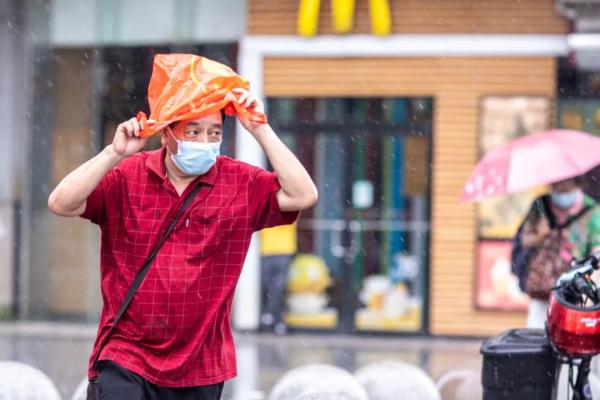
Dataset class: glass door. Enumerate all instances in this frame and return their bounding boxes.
[264,97,433,334]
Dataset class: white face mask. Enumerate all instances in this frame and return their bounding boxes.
[167,129,221,176]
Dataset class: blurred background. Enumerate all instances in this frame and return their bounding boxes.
[2,0,600,398]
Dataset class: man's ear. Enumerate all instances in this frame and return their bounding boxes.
[160,129,168,147]
[162,125,179,154]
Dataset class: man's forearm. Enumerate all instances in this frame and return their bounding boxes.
[48,145,124,216]
[252,124,318,211]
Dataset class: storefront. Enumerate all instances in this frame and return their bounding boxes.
[238,0,570,336]
[557,58,600,199]
[8,0,598,339]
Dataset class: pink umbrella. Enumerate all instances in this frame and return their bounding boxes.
[461,129,600,202]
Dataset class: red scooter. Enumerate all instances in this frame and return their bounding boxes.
[547,253,600,399]
[482,254,600,400]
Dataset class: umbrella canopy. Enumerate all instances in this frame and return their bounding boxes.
[461,129,600,202]
[137,54,267,137]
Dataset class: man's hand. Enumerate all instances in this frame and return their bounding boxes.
[234,89,319,212]
[231,88,266,136]
[48,118,145,217]
[111,117,148,158]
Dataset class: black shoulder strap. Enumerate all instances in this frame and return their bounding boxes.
[91,184,202,371]
[558,204,593,230]
[539,195,557,229]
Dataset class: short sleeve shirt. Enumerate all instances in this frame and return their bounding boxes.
[572,196,600,257]
[82,148,298,387]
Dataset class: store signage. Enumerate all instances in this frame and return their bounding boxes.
[298,0,391,37]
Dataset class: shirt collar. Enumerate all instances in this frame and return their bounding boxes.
[146,146,219,186]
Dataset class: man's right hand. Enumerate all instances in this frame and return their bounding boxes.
[48,117,147,217]
[111,117,148,158]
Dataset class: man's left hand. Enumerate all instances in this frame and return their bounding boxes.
[231,88,267,135]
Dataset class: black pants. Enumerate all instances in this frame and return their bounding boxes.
[90,361,224,400]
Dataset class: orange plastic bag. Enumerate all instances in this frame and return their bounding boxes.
[137,54,267,137]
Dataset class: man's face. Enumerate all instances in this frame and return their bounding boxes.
[161,112,223,152]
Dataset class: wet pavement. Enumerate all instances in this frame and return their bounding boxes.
[0,322,483,399]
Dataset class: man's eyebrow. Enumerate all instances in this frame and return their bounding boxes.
[185,122,222,129]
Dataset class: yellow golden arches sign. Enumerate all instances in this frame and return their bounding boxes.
[332,0,355,33]
[298,0,391,37]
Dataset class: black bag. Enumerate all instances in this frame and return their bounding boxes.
[511,225,532,292]
[481,328,557,400]
[86,184,201,400]
[511,196,553,292]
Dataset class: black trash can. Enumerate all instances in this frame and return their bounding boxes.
[480,328,557,400]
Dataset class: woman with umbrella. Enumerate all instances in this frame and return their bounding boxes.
[462,130,600,328]
[516,177,600,328]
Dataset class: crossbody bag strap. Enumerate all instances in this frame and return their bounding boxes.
[558,205,593,230]
[91,183,202,371]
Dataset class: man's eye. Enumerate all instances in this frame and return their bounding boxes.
[186,130,199,136]
[210,131,222,136]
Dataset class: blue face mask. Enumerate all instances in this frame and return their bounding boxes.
[551,190,578,209]
[168,131,221,176]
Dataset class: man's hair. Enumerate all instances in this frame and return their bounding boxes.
[167,109,226,130]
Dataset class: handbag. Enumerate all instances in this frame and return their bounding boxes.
[525,204,593,300]
[511,195,553,292]
[86,184,202,400]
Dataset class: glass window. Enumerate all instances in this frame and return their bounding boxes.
[557,57,600,200]
[259,97,433,334]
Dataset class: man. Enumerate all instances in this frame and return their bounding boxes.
[48,58,318,398]
[259,222,297,335]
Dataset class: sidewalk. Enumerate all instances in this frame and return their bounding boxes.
[0,322,483,399]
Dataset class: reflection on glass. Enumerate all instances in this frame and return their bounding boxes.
[264,97,433,333]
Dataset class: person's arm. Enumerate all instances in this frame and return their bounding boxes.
[250,124,318,211]
[587,207,600,254]
[48,117,147,217]
[233,89,318,212]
